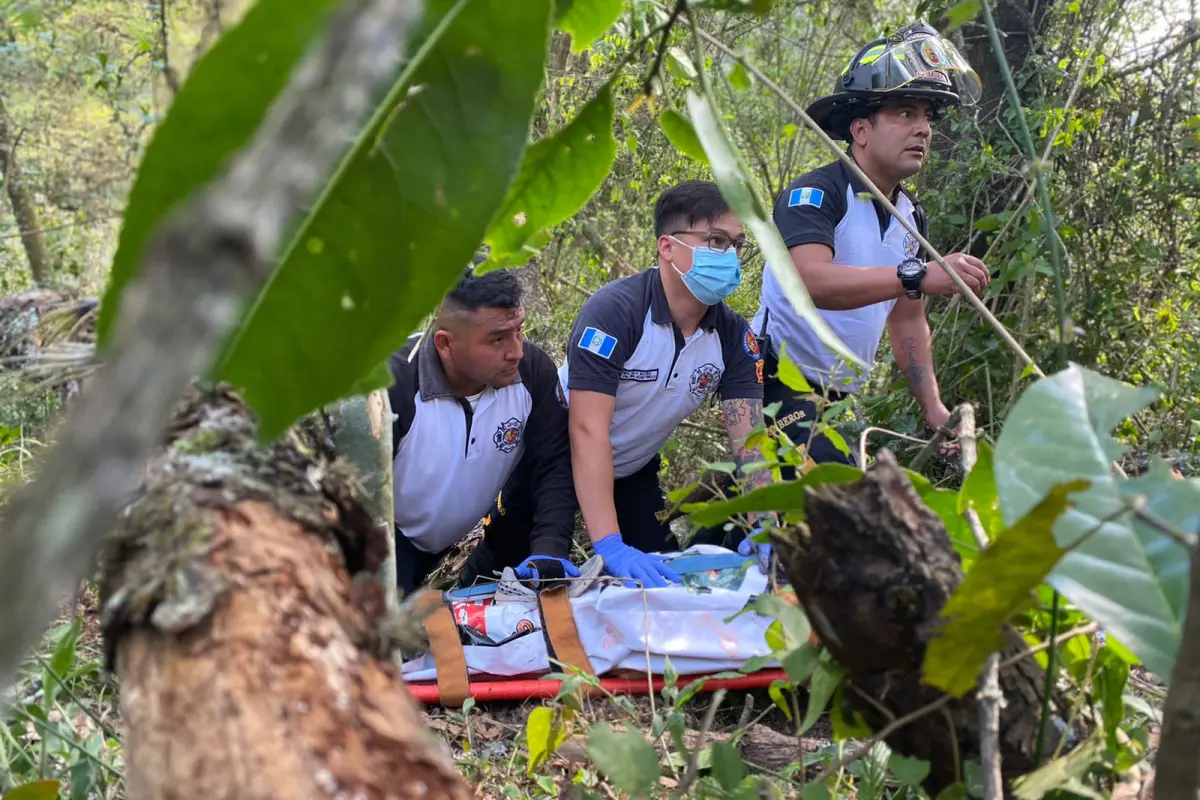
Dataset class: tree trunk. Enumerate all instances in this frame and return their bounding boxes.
[0,96,50,286]
[98,385,471,800]
[774,450,1082,797]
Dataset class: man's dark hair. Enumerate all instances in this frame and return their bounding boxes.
[653,180,732,238]
[443,266,523,312]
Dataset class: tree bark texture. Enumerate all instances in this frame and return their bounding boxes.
[0,96,51,285]
[98,385,471,800]
[773,450,1080,797]
[1153,535,1200,800]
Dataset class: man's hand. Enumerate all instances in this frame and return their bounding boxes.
[923,253,989,297]
[514,555,580,589]
[593,533,681,589]
[925,402,961,457]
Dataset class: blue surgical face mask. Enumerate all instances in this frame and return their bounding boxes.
[669,236,743,306]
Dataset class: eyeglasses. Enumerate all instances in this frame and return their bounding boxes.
[671,229,748,255]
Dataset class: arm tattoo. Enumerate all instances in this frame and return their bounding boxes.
[903,337,928,385]
[725,398,772,491]
[723,397,749,428]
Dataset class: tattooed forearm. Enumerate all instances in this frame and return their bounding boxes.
[903,337,927,385]
[724,397,771,490]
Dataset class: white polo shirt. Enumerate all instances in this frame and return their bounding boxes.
[387,333,576,557]
[558,268,764,479]
[751,158,929,394]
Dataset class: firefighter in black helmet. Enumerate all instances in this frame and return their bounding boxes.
[748,21,986,483]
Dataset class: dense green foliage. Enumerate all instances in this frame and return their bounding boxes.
[1,0,1197,797]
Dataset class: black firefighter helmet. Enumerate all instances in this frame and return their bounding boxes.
[806,21,983,141]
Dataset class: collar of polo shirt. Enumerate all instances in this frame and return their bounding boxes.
[648,265,722,331]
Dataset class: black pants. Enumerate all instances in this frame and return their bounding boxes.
[394,454,681,594]
[761,346,858,481]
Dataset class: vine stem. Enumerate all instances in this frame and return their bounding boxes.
[669,8,1044,379]
[978,0,1069,371]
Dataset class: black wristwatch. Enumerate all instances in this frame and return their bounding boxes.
[897,257,927,300]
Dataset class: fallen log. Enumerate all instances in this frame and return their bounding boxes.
[774,449,1084,796]
[97,384,471,800]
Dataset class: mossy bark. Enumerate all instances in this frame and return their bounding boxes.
[98,385,470,800]
[773,450,1083,797]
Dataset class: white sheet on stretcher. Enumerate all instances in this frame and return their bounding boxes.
[400,545,782,682]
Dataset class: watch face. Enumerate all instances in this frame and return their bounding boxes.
[899,260,924,279]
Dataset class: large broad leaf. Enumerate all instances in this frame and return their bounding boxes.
[685,90,862,371]
[923,480,1088,697]
[480,82,618,270]
[208,0,555,439]
[682,462,862,526]
[994,363,1200,679]
[95,0,344,345]
[586,723,661,795]
[555,0,624,53]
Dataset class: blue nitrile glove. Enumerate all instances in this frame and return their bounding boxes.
[593,533,682,589]
[738,527,773,575]
[514,556,580,588]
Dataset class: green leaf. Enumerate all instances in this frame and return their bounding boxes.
[923,480,1087,697]
[658,108,709,164]
[942,0,982,33]
[728,61,752,91]
[556,0,623,54]
[889,754,932,786]
[1011,730,1108,800]
[685,90,860,371]
[957,439,1001,538]
[830,684,872,739]
[801,783,832,800]
[526,706,566,774]
[68,760,92,800]
[768,680,793,720]
[586,723,661,795]
[801,656,845,735]
[773,342,812,393]
[782,643,820,683]
[211,0,556,439]
[1095,656,1129,749]
[711,740,747,791]
[754,593,812,649]
[995,363,1200,680]
[96,0,344,344]
[3,781,61,800]
[483,81,618,265]
[681,462,862,526]
[920,486,979,568]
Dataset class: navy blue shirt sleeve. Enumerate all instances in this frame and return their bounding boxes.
[716,308,764,402]
[564,281,641,396]
[517,342,577,560]
[773,169,847,252]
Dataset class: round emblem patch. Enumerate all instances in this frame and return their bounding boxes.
[516,619,535,634]
[742,326,761,360]
[904,232,918,258]
[920,40,943,67]
[493,418,523,453]
[689,363,722,398]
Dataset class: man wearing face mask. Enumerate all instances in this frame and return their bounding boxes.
[558,180,773,588]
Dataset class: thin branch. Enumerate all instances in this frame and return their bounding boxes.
[1111,29,1200,78]
[0,0,424,692]
[643,0,687,98]
[158,0,182,94]
[669,9,1044,379]
[815,695,954,783]
[857,426,930,468]
[960,403,1004,800]
[998,623,1100,671]
[677,688,725,795]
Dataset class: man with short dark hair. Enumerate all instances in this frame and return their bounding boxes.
[752,21,989,470]
[388,267,577,595]
[561,180,774,587]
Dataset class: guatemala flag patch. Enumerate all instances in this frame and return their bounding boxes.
[788,187,825,208]
[578,326,618,359]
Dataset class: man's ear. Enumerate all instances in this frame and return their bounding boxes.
[657,233,674,262]
[432,328,454,360]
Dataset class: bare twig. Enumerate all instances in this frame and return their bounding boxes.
[998,623,1101,670]
[0,0,424,692]
[643,0,687,98]
[158,0,183,94]
[815,695,954,783]
[1155,534,1200,800]
[677,689,726,796]
[960,403,1004,800]
[857,426,930,467]
[908,405,964,472]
